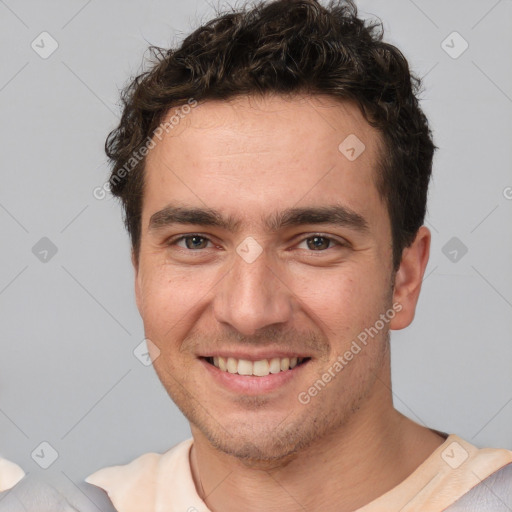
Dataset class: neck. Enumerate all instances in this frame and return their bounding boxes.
[189,368,445,512]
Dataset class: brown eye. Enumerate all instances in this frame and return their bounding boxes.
[305,236,332,250]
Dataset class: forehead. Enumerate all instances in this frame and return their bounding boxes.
[142,94,386,232]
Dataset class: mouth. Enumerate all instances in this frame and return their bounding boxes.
[202,356,311,377]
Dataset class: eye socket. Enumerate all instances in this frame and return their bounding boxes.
[166,233,347,253]
[170,234,214,250]
[296,235,343,251]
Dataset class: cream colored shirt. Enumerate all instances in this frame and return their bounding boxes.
[86,434,512,512]
[0,457,25,492]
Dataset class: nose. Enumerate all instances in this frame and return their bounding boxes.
[212,245,293,336]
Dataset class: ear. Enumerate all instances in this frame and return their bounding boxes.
[132,249,142,314]
[390,226,431,330]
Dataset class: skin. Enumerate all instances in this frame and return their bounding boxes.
[134,93,445,511]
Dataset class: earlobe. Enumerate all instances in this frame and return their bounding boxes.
[390,226,431,331]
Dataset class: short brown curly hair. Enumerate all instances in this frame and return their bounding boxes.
[105,0,435,271]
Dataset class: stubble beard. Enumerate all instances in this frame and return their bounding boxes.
[155,327,391,469]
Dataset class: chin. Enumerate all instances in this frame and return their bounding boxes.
[205,431,303,467]
[192,411,332,469]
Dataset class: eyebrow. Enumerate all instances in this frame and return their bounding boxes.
[268,205,370,233]
[148,204,370,234]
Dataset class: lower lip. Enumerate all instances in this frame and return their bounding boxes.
[200,358,310,395]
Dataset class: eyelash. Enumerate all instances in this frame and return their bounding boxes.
[166,233,347,252]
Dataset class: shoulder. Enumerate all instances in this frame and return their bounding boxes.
[0,472,118,512]
[85,438,194,512]
[445,462,512,511]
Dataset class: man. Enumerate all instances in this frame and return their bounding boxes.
[86,0,512,510]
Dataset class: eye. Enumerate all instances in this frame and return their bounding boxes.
[165,233,346,253]
[169,234,214,250]
[296,235,344,251]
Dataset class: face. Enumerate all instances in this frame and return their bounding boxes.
[134,94,414,463]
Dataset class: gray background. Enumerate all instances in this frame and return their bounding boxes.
[0,0,511,497]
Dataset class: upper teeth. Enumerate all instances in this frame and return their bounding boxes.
[211,356,304,377]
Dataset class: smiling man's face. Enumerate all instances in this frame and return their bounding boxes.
[134,94,422,463]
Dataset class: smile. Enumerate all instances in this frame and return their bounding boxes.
[204,356,310,377]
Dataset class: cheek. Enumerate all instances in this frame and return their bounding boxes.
[137,265,198,344]
[289,264,388,340]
